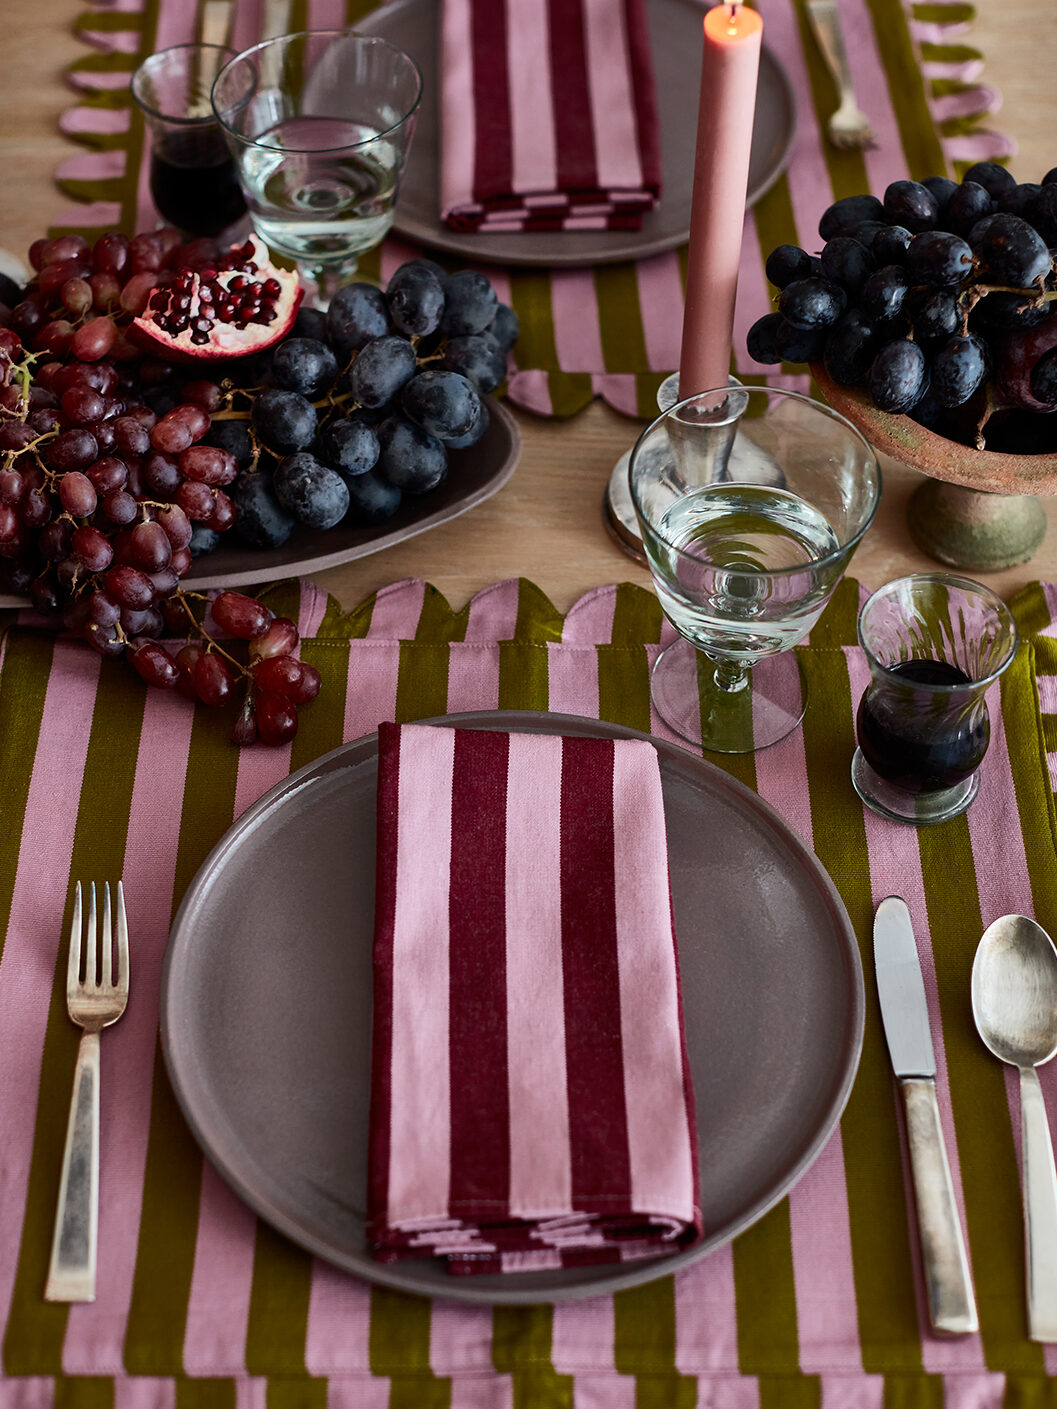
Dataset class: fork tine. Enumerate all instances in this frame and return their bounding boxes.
[101,882,112,990]
[115,880,129,999]
[84,882,97,987]
[67,882,82,992]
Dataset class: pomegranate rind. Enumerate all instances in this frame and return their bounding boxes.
[131,235,303,364]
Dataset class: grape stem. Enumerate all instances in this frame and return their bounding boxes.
[171,589,254,679]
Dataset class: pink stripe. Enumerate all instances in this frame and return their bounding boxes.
[0,643,100,1340]
[429,1299,494,1374]
[946,134,1016,162]
[386,726,454,1222]
[445,643,501,713]
[304,1261,371,1373]
[57,151,126,180]
[1038,676,1057,713]
[932,87,998,121]
[60,107,131,135]
[182,1161,257,1374]
[636,253,685,374]
[342,641,402,744]
[846,647,987,1372]
[582,0,643,191]
[328,1379,391,1409]
[439,0,477,219]
[820,1376,884,1409]
[840,0,929,186]
[114,1380,176,1409]
[307,0,346,25]
[507,369,554,416]
[592,373,639,415]
[463,579,521,640]
[80,28,142,53]
[562,585,617,644]
[551,268,605,373]
[546,642,598,718]
[136,1,200,232]
[54,201,123,228]
[753,719,813,846]
[296,580,329,639]
[233,738,293,821]
[942,1375,1009,1409]
[612,741,695,1218]
[551,1294,616,1373]
[230,0,265,57]
[1040,583,1057,634]
[503,732,572,1217]
[505,0,557,196]
[62,691,195,1373]
[366,579,426,639]
[736,218,780,374]
[567,1375,636,1408]
[449,1377,515,1409]
[674,1242,740,1372]
[0,1376,54,1407]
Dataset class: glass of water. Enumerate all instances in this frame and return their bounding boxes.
[211,30,422,305]
[629,386,881,753]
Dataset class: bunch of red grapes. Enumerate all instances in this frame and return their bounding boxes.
[0,226,319,745]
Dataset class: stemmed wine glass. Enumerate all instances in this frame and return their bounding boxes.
[629,386,881,753]
[211,31,422,308]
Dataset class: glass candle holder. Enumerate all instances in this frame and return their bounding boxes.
[851,573,1019,825]
[131,44,248,238]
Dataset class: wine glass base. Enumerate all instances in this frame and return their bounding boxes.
[850,749,979,825]
[650,638,806,754]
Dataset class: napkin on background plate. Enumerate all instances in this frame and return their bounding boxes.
[367,722,701,1275]
[438,0,663,234]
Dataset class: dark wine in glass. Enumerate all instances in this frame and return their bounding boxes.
[149,132,247,238]
[855,658,989,794]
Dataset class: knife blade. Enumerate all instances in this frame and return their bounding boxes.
[875,896,979,1336]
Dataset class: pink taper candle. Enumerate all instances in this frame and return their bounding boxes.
[678,3,763,397]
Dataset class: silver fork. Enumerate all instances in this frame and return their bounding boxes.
[805,0,877,150]
[44,881,129,1303]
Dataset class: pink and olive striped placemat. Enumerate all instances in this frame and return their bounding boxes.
[2,574,1057,1407]
[55,0,1011,418]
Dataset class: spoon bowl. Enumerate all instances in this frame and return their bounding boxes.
[972,914,1057,1342]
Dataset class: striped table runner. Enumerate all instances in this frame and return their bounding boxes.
[2,573,1057,1407]
[55,0,1011,419]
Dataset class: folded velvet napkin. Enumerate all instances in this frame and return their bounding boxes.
[367,722,701,1275]
[439,0,663,234]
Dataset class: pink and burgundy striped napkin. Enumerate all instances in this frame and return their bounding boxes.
[439,0,663,233]
[367,721,701,1275]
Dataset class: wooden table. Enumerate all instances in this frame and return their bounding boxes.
[2,0,1056,611]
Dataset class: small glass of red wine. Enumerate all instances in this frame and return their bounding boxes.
[131,44,248,239]
[852,573,1018,825]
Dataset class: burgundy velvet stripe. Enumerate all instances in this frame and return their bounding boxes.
[559,736,632,1204]
[624,0,662,188]
[368,721,401,1226]
[447,729,511,1210]
[470,0,513,208]
[548,0,599,194]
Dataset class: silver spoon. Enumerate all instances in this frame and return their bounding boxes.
[972,914,1057,1341]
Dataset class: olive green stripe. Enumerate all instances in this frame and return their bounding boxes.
[289,640,350,764]
[245,1221,315,1373]
[508,273,561,372]
[611,582,663,645]
[1041,711,1057,757]
[74,9,145,33]
[390,1377,452,1409]
[259,581,308,624]
[598,644,653,734]
[508,1370,574,1409]
[883,1372,945,1409]
[758,1375,821,1409]
[4,660,145,1376]
[790,0,870,201]
[55,1377,115,1409]
[1010,584,1052,637]
[809,577,863,650]
[918,41,983,65]
[318,588,376,639]
[0,633,55,958]
[751,175,802,297]
[415,584,469,642]
[595,263,649,375]
[917,806,1034,1368]
[733,1200,800,1371]
[498,643,549,712]
[1003,646,1057,954]
[635,1374,698,1409]
[864,0,949,180]
[614,1277,677,1372]
[175,1379,236,1409]
[912,1,974,18]
[544,372,595,417]
[368,1285,433,1372]
[125,704,243,1373]
[68,53,141,73]
[514,579,565,643]
[394,644,451,722]
[492,1304,554,1373]
[800,645,924,1371]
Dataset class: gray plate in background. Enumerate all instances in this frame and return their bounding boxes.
[160,711,863,1304]
[359,0,797,266]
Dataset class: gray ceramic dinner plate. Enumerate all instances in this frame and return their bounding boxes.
[0,397,520,606]
[161,711,863,1303]
[357,0,797,266]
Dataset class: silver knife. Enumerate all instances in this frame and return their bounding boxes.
[874,896,979,1335]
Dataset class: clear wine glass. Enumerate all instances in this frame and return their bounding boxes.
[629,385,881,753]
[211,31,422,308]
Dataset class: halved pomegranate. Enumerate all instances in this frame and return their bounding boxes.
[132,235,302,362]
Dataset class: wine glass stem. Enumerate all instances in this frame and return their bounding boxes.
[712,658,749,693]
[298,260,360,311]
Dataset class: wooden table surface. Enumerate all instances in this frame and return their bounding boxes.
[2,0,1056,611]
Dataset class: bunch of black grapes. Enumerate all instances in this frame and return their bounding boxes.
[746,163,1057,451]
[201,260,519,552]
